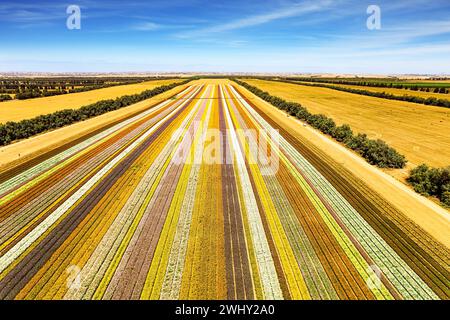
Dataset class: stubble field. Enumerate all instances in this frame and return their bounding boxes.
[297,81,450,100]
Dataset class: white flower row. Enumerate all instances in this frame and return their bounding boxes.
[63,85,206,299]
[225,87,337,299]
[221,85,283,300]
[159,92,214,299]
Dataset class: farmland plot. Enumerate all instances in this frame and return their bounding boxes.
[242,79,450,168]
[0,82,448,300]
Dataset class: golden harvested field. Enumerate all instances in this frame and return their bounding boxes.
[243,79,450,168]
[404,79,450,83]
[0,79,183,123]
[308,83,450,100]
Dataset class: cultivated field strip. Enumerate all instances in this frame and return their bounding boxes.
[227,85,434,298]
[0,83,447,300]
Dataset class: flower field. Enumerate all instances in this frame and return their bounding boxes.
[0,82,448,300]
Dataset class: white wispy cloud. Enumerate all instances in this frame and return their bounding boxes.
[388,20,450,40]
[131,21,161,31]
[0,8,65,23]
[175,0,336,38]
[318,19,450,52]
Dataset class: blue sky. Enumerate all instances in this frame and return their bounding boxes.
[1,0,450,74]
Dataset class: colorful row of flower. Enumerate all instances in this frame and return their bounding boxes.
[0,83,446,300]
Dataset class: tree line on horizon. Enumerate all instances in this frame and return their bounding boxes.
[284,77,450,93]
[0,77,182,101]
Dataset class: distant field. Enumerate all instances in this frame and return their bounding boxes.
[417,80,450,83]
[0,79,183,123]
[244,79,450,167]
[403,81,450,87]
[303,82,450,99]
[290,77,450,88]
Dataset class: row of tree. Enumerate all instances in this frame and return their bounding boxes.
[407,164,450,206]
[276,80,450,109]
[15,90,47,100]
[284,77,450,93]
[0,78,177,101]
[0,77,179,94]
[67,83,122,93]
[233,79,407,169]
[11,82,143,101]
[0,79,191,146]
[0,94,12,102]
